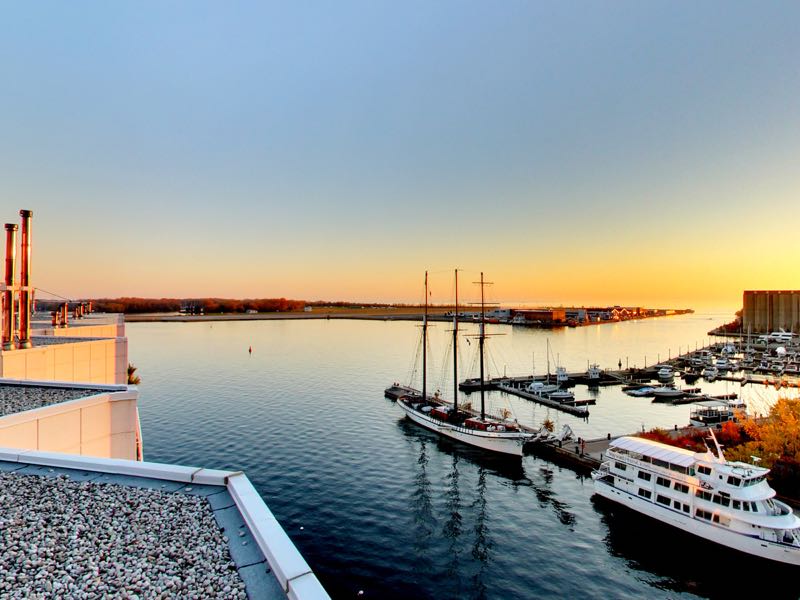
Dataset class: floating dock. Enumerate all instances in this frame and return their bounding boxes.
[494,383,591,417]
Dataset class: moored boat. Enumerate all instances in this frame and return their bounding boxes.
[652,385,684,401]
[689,399,742,427]
[592,432,800,565]
[394,270,532,457]
[626,386,655,397]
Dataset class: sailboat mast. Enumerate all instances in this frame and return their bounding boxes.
[423,271,428,403]
[547,339,550,384]
[453,268,458,414]
[479,271,486,421]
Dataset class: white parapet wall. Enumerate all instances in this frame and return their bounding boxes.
[35,313,126,339]
[0,337,128,385]
[0,381,141,460]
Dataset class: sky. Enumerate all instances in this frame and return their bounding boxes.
[1,2,798,311]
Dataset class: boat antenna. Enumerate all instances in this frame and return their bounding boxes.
[453,268,459,416]
[707,428,725,461]
[423,270,428,404]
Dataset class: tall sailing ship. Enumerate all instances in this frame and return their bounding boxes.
[592,431,800,565]
[389,270,533,457]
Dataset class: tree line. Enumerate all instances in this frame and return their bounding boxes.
[39,297,307,314]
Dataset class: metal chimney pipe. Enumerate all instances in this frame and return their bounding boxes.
[18,209,32,348]
[3,224,18,351]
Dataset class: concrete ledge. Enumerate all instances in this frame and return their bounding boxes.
[5,449,202,482]
[288,573,331,600]
[193,467,241,486]
[0,377,128,392]
[228,474,330,599]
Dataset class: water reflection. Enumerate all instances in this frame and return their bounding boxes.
[411,437,435,569]
[471,466,490,600]
[442,454,462,585]
[401,419,527,599]
[593,496,800,599]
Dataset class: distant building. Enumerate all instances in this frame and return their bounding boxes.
[742,290,800,334]
[511,309,566,325]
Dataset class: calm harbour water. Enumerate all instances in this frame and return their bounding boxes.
[128,312,800,599]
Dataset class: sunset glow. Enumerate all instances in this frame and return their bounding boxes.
[2,2,798,311]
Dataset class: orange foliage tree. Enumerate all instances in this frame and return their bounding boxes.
[725,398,800,497]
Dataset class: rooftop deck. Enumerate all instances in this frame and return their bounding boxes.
[0,448,329,599]
[0,381,110,417]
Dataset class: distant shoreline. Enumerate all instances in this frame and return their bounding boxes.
[124,308,693,325]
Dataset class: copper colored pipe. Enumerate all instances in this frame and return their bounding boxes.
[18,209,32,348]
[3,224,18,350]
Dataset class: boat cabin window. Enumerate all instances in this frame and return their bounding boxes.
[743,475,766,487]
[743,502,750,512]
[652,458,669,468]
[750,502,758,512]
[656,495,670,506]
[673,500,681,509]
[698,466,712,476]
[696,509,712,521]
[682,504,690,513]
[712,514,720,523]
[614,462,627,471]
[727,476,742,486]
[637,471,651,482]
[656,476,670,488]
[695,489,712,501]
[674,483,689,494]
[638,488,652,499]
[732,500,741,510]
[670,464,688,475]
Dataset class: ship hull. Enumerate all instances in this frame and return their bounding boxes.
[397,401,527,457]
[594,478,800,566]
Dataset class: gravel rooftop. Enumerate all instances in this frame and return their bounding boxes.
[0,465,278,599]
[0,385,104,418]
[29,336,106,346]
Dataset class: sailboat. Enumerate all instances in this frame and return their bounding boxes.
[394,270,533,457]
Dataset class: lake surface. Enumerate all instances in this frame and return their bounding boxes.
[127,312,800,599]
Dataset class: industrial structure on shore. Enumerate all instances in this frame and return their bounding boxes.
[742,290,800,334]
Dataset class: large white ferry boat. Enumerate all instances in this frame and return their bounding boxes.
[592,432,800,565]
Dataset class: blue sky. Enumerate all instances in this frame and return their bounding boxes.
[1,2,798,308]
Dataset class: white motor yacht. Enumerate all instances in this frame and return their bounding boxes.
[592,432,800,565]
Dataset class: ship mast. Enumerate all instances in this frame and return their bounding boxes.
[422,270,428,403]
[479,271,486,421]
[453,268,459,415]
